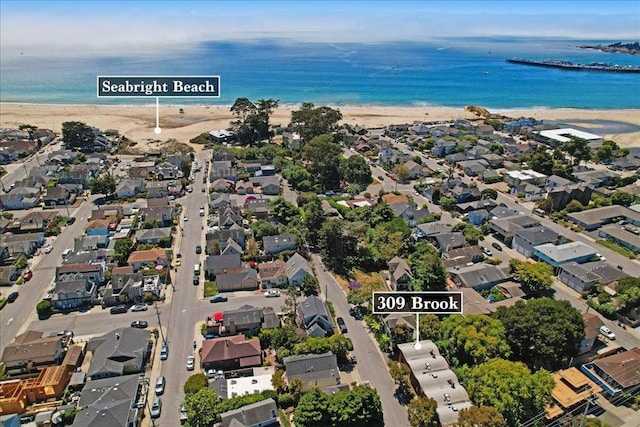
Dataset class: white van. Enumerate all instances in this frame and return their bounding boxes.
[194,264,200,275]
[62,249,72,259]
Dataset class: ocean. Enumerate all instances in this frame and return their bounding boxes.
[1,37,639,109]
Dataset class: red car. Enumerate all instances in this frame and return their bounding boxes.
[23,271,33,281]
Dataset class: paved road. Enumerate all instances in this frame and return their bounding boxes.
[312,254,410,427]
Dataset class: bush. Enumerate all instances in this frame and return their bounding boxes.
[36,300,52,317]
[184,373,208,395]
[595,303,617,319]
[143,292,156,304]
[0,298,7,311]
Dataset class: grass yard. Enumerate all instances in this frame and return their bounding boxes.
[204,281,218,297]
[596,239,637,259]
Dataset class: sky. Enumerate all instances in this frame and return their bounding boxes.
[1,0,638,55]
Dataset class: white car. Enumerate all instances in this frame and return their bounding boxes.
[183,215,189,222]
[599,326,616,340]
[186,355,195,371]
[131,304,148,312]
[265,289,280,298]
[44,245,53,254]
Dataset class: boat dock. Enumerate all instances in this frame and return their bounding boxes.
[507,58,640,74]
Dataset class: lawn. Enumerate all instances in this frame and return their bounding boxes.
[336,269,386,294]
[204,281,218,297]
[596,240,637,259]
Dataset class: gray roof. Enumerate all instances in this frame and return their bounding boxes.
[534,241,597,263]
[284,352,339,384]
[416,222,451,236]
[560,261,627,284]
[298,295,331,324]
[514,225,560,245]
[452,263,511,288]
[434,232,466,251]
[285,253,312,279]
[205,253,242,272]
[599,225,640,249]
[263,233,296,251]
[134,227,172,241]
[457,199,497,212]
[220,398,278,427]
[224,305,263,328]
[216,268,258,287]
[568,205,640,227]
[490,206,520,218]
[87,327,150,378]
[77,374,141,407]
[546,174,573,186]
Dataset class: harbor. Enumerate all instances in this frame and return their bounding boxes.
[507,57,640,74]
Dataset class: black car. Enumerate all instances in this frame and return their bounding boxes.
[110,305,127,314]
[131,320,148,329]
[491,242,503,251]
[193,275,199,285]
[7,291,19,303]
[195,245,202,254]
[336,317,348,333]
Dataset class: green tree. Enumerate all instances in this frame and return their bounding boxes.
[536,196,554,213]
[439,196,457,211]
[409,242,447,291]
[616,277,640,311]
[318,219,358,272]
[528,145,554,176]
[291,103,343,143]
[407,396,439,427]
[465,359,554,426]
[508,259,553,293]
[437,315,511,367]
[300,273,319,296]
[328,385,383,427]
[36,300,52,317]
[269,197,300,226]
[282,165,314,191]
[89,174,116,197]
[481,188,498,200]
[418,314,442,341]
[271,369,286,392]
[294,388,331,427]
[462,224,484,245]
[303,198,326,247]
[113,238,134,266]
[62,121,95,151]
[392,163,411,182]
[611,190,635,206]
[565,137,592,165]
[489,143,505,155]
[455,405,507,427]
[256,98,280,143]
[566,199,584,213]
[259,325,298,350]
[389,362,411,389]
[19,124,39,148]
[183,387,219,427]
[303,134,343,191]
[494,298,585,370]
[230,97,259,144]
[183,373,208,395]
[341,155,372,188]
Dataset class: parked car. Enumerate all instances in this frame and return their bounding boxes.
[183,215,189,222]
[22,271,33,281]
[209,294,228,303]
[131,304,148,312]
[491,242,502,251]
[482,247,493,256]
[186,355,195,371]
[150,397,162,418]
[154,376,166,395]
[195,245,202,254]
[110,305,127,315]
[193,275,199,285]
[44,245,53,253]
[130,320,148,329]
[599,326,616,340]
[265,289,280,298]
[336,317,348,333]
[180,404,188,424]
[7,291,19,303]
[160,345,169,360]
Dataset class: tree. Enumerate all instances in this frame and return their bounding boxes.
[303,198,326,247]
[465,359,554,426]
[462,224,484,245]
[529,145,554,176]
[536,196,554,213]
[494,298,585,370]
[565,137,591,165]
[36,300,52,317]
[303,134,343,191]
[611,190,634,206]
[300,273,319,296]
[19,124,39,148]
[282,165,313,191]
[489,143,505,155]
[341,155,372,188]
[455,406,506,427]
[407,396,439,427]
[269,197,300,225]
[566,199,584,213]
[392,164,411,182]
[183,373,208,395]
[271,369,286,392]
[183,387,220,427]
[418,314,442,341]
[409,241,447,291]
[318,219,358,272]
[256,98,280,143]
[437,315,511,367]
[294,388,331,427]
[89,174,116,197]
[481,188,498,200]
[113,238,134,266]
[328,385,383,427]
[389,362,411,388]
[508,259,553,293]
[291,103,343,143]
[62,121,95,151]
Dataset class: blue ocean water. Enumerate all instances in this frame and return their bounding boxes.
[1,37,639,108]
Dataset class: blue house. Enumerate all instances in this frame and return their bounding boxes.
[533,242,597,273]
[467,209,490,226]
[84,219,112,236]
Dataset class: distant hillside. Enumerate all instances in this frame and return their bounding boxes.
[578,42,640,55]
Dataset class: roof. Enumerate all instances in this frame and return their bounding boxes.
[216,269,258,287]
[206,253,242,272]
[1,331,63,364]
[451,263,510,288]
[592,348,640,389]
[134,227,172,241]
[258,260,287,280]
[262,234,296,250]
[56,263,102,274]
[298,295,331,324]
[283,352,339,383]
[548,368,602,415]
[534,242,597,263]
[434,232,466,251]
[560,261,627,285]
[220,398,278,427]
[87,327,150,378]
[201,335,261,366]
[285,253,312,278]
[582,313,604,340]
[568,205,640,227]
[515,225,560,245]
[600,225,640,249]
[223,305,263,328]
[127,247,167,264]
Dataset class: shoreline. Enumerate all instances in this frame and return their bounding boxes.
[2,102,639,151]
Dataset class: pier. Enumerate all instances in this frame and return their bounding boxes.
[507,58,640,74]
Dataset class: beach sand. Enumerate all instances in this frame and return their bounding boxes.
[1,103,638,151]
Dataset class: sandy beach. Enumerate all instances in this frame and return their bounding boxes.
[1,103,638,151]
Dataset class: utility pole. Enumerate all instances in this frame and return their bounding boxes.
[154,301,166,345]
[578,393,596,427]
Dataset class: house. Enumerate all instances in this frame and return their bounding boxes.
[443,246,484,269]
[140,206,174,227]
[491,215,540,247]
[86,327,151,379]
[573,169,619,188]
[283,352,340,392]
[481,169,502,183]
[221,238,243,256]
[388,256,413,291]
[128,161,156,179]
[0,331,69,377]
[298,295,333,337]
[73,235,110,251]
[545,175,573,189]
[449,263,511,291]
[58,169,94,189]
[598,225,640,253]
[127,248,169,271]
[466,208,490,226]
[258,260,288,288]
[220,398,279,427]
[84,218,112,236]
[223,305,279,335]
[544,368,602,422]
[412,222,451,240]
[0,233,42,257]
[397,341,473,427]
[52,279,97,310]
[134,227,172,246]
[285,253,313,287]
[512,225,564,258]
[558,261,627,293]
[205,253,243,278]
[0,193,40,210]
[207,228,246,250]
[548,184,593,211]
[581,349,640,397]
[42,186,73,207]
[200,335,262,371]
[519,183,547,201]
[481,153,504,168]
[402,160,424,179]
[504,169,547,190]
[567,205,640,231]
[533,242,598,273]
[262,234,296,256]
[0,366,71,416]
[578,313,605,355]
[431,140,458,157]
[73,374,144,427]
[15,211,58,232]
[458,160,486,177]
[259,178,281,196]
[56,262,104,285]
[216,268,259,292]
[115,178,144,199]
[156,161,182,181]
[145,181,169,199]
[432,232,466,253]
